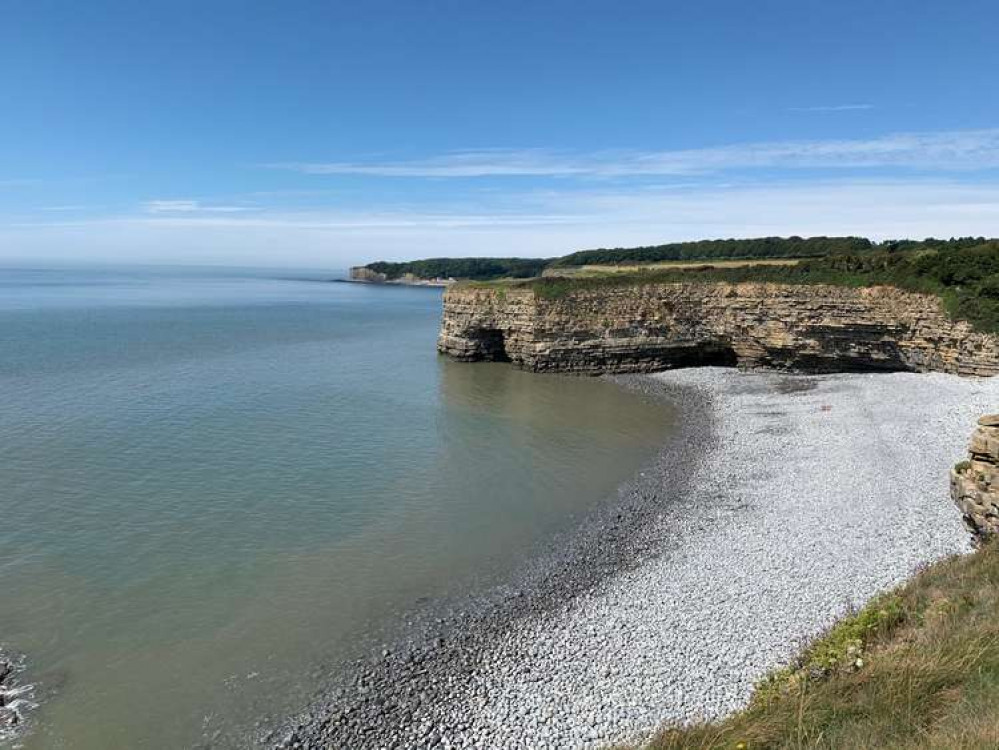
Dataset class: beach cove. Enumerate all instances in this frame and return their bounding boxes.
[284,367,992,749]
[3,269,993,750]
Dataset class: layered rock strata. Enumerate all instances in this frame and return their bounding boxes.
[438,282,999,376]
[951,414,999,540]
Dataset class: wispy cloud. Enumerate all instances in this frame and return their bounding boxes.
[266,150,593,178]
[7,179,999,266]
[0,178,43,188]
[266,128,999,178]
[788,104,875,112]
[123,210,576,230]
[143,199,255,213]
[13,178,999,235]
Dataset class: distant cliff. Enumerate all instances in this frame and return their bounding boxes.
[438,281,999,377]
[350,266,389,283]
[351,257,548,284]
[348,266,449,286]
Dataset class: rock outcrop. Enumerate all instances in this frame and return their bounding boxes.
[349,267,450,286]
[438,282,999,376]
[952,415,999,540]
[349,266,389,283]
[0,655,30,735]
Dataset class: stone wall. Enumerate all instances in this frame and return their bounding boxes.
[437,282,999,377]
[952,415,999,540]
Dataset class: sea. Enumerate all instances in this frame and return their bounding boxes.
[0,266,674,749]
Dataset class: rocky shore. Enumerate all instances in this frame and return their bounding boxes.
[0,651,33,741]
[273,368,993,750]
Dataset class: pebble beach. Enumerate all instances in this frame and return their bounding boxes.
[280,367,994,750]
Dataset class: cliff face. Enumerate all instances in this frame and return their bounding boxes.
[349,266,389,282]
[952,415,999,540]
[437,282,999,376]
[349,266,450,286]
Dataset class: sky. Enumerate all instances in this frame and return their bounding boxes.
[3,0,999,268]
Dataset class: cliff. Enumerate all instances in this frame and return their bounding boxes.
[952,415,999,540]
[437,281,999,376]
[349,266,389,283]
[349,267,449,286]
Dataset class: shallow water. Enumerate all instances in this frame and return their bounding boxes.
[0,267,674,749]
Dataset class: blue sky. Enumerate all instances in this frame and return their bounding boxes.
[3,0,999,267]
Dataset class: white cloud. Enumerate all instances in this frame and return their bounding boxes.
[266,150,593,178]
[788,104,875,112]
[5,179,999,266]
[267,128,999,178]
[143,199,254,213]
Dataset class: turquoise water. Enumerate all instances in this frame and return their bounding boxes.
[0,267,674,749]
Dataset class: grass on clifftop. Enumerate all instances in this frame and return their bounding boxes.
[620,539,999,750]
[549,236,875,267]
[519,242,999,334]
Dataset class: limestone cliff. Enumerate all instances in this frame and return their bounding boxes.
[952,415,999,540]
[437,282,999,376]
[349,266,389,283]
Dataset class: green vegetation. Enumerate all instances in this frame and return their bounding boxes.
[360,236,996,282]
[550,236,874,267]
[364,237,999,333]
[556,258,805,277]
[624,539,999,750]
[364,257,549,281]
[360,238,873,280]
[522,240,999,333]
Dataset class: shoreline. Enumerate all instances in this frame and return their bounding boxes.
[0,650,33,741]
[336,277,451,288]
[271,367,991,750]
[267,375,713,749]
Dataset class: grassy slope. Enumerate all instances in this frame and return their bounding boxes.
[373,239,999,333]
[370,237,992,280]
[485,243,999,335]
[546,259,803,277]
[363,238,874,280]
[550,236,875,268]
[622,540,999,750]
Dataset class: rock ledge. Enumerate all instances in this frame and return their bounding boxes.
[438,282,999,376]
[952,414,999,540]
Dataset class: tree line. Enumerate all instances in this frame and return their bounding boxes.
[360,236,998,293]
[365,257,548,281]
[549,236,874,267]
[530,239,999,333]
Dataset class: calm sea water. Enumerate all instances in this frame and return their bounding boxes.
[0,267,674,749]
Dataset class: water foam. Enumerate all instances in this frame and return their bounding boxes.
[0,651,36,742]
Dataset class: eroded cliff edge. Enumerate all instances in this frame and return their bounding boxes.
[437,282,999,376]
[952,414,999,540]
